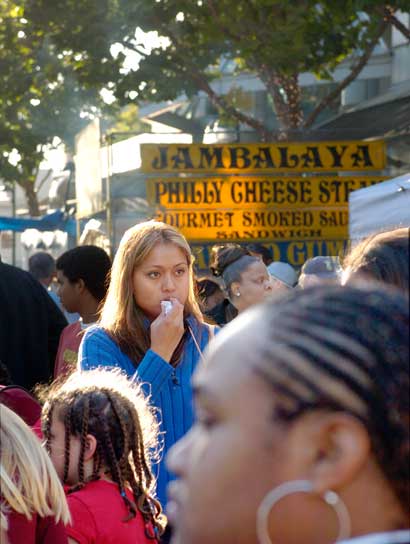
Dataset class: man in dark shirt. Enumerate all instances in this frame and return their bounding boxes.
[0,259,67,391]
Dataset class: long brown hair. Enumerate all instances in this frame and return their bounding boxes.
[100,220,203,366]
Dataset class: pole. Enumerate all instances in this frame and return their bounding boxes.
[105,133,113,257]
[12,181,16,266]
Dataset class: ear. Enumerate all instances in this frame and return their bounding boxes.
[75,278,86,294]
[230,281,241,298]
[305,412,371,493]
[83,434,98,461]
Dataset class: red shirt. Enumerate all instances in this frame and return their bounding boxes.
[54,322,83,378]
[7,511,68,544]
[66,479,157,544]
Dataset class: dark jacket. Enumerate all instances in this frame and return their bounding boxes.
[0,261,67,390]
[206,298,238,326]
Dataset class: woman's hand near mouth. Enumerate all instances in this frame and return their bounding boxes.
[150,297,185,363]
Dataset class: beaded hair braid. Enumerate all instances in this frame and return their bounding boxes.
[43,379,165,537]
[254,284,409,512]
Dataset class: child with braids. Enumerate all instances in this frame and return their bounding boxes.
[42,368,166,543]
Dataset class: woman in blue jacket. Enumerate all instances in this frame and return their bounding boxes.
[78,221,215,511]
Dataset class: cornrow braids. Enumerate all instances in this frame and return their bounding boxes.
[41,368,166,536]
[253,284,409,512]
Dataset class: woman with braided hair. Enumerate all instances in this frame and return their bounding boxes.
[167,284,410,544]
[42,368,166,543]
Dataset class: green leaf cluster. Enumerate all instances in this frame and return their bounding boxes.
[1,0,407,210]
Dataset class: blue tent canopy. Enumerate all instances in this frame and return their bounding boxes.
[0,210,76,236]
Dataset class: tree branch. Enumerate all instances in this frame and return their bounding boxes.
[303,14,391,128]
[121,34,270,138]
[207,0,243,42]
[118,39,149,59]
[154,18,273,140]
[36,168,52,193]
[187,66,272,140]
[382,6,410,40]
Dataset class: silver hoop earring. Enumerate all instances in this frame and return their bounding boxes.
[256,479,351,544]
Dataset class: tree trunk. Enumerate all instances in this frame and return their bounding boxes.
[261,69,304,140]
[281,74,304,130]
[20,181,40,217]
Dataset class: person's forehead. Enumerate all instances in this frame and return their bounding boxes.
[242,260,267,277]
[145,242,186,262]
[50,409,64,430]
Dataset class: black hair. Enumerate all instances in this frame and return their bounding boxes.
[254,284,409,513]
[28,252,55,280]
[245,243,273,266]
[56,245,111,302]
[196,277,223,300]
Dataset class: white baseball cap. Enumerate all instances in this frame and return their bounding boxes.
[267,261,297,288]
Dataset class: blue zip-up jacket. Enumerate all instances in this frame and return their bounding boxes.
[78,317,214,507]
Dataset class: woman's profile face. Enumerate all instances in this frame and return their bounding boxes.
[166,314,300,544]
[233,260,272,312]
[133,242,190,319]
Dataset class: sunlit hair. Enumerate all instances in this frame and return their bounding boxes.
[252,284,409,514]
[0,517,7,540]
[41,368,166,536]
[342,227,409,294]
[100,220,203,365]
[0,405,70,525]
[1,503,7,533]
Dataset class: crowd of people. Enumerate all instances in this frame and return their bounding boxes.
[0,222,409,544]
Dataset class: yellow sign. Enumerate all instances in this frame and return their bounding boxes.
[154,208,349,242]
[147,175,386,243]
[192,240,347,270]
[141,140,386,173]
[147,176,384,209]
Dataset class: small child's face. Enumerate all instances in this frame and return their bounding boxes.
[48,408,82,486]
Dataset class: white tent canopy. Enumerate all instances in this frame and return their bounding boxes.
[349,173,410,240]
